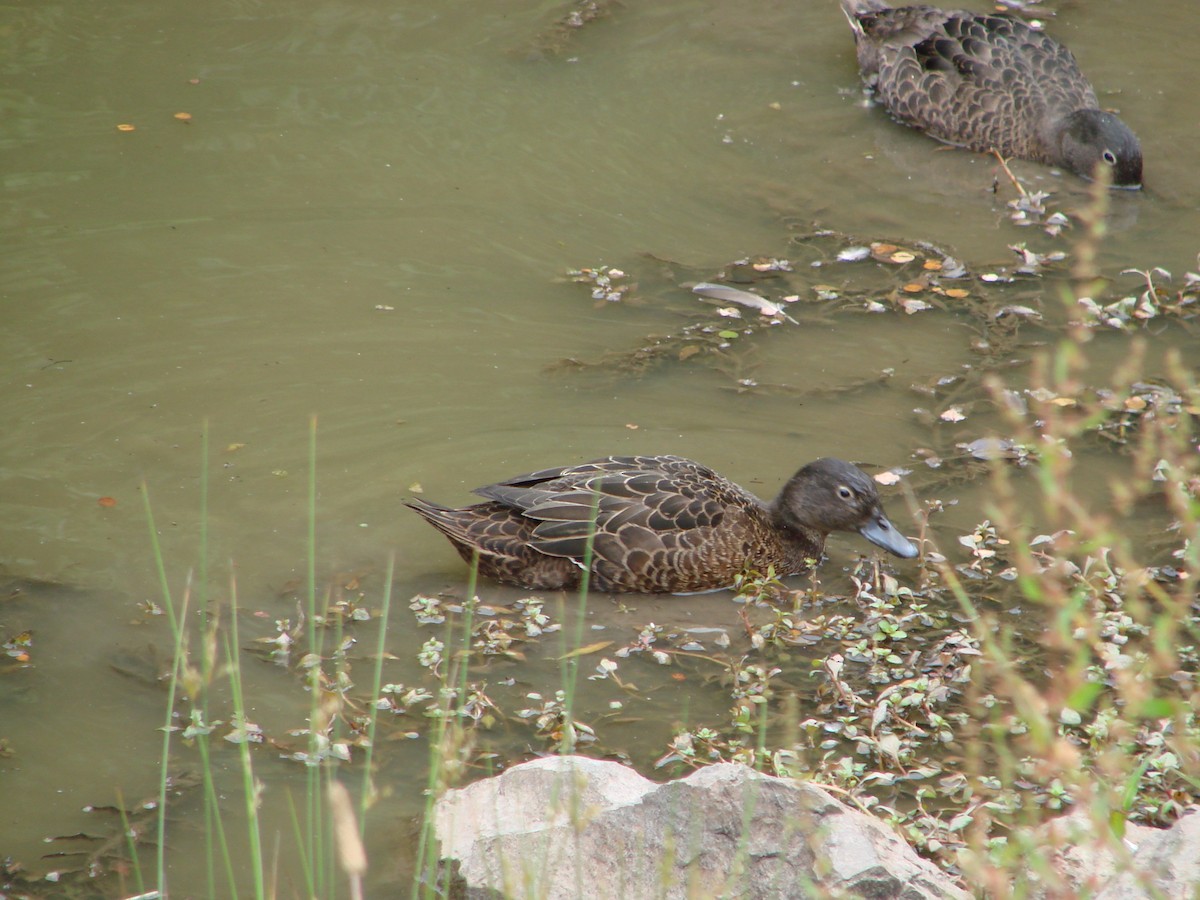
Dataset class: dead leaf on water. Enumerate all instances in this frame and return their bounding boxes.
[962,437,1022,460]
[995,305,1039,319]
[899,298,932,314]
[98,496,117,507]
[944,288,970,299]
[3,630,33,663]
[116,124,135,132]
[871,242,918,264]
[940,407,967,422]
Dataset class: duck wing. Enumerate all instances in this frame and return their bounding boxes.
[852,6,1096,158]
[475,455,763,591]
[475,456,735,557]
[405,496,582,590]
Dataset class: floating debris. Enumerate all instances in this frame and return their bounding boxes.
[870,242,920,264]
[994,304,1041,320]
[1043,211,1070,237]
[692,282,798,324]
[898,297,933,314]
[1009,243,1066,275]
[567,265,635,304]
[1076,264,1200,330]
[3,630,33,664]
[520,0,621,60]
[748,257,794,272]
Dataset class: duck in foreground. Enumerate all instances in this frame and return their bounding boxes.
[839,0,1142,187]
[406,456,919,594]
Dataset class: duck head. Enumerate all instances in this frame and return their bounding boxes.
[1059,109,1143,188]
[775,458,919,559]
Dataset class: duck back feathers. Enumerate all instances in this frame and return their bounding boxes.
[839,0,1142,186]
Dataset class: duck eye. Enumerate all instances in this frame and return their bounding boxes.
[837,485,853,500]
[1102,150,1117,165]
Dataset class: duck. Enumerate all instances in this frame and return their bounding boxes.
[839,0,1142,187]
[406,455,919,593]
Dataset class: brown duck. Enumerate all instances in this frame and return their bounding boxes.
[840,0,1142,187]
[406,456,919,593]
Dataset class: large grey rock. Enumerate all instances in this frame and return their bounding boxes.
[434,755,968,899]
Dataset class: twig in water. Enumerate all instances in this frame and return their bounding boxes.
[991,149,1027,198]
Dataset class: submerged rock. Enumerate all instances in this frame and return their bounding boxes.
[434,755,968,899]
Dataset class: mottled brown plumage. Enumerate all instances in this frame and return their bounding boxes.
[840,0,1142,186]
[406,456,918,593]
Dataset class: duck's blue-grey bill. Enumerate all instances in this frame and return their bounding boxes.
[859,515,920,559]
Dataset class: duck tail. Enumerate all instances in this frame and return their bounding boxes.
[405,497,468,541]
[840,0,892,13]
[839,0,889,30]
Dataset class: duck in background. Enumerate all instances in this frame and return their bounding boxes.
[839,0,1142,187]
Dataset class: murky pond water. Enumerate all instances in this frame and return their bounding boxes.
[2,0,1197,893]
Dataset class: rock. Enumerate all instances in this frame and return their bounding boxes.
[1097,808,1200,900]
[1024,809,1158,897]
[1026,807,1200,899]
[434,755,969,899]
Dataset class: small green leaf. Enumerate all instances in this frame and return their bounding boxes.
[718,330,739,339]
[1137,697,1177,719]
[1065,681,1104,713]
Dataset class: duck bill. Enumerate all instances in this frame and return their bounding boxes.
[859,512,919,559]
